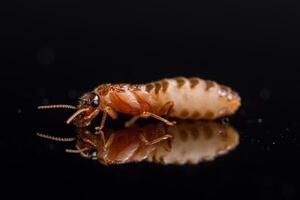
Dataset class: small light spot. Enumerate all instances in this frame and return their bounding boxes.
[260,88,271,100]
[285,128,290,132]
[17,109,22,114]
[238,109,246,116]
[257,118,263,123]
[42,99,49,105]
[218,89,228,97]
[68,89,78,99]
[221,117,230,124]
[36,47,55,66]
[272,142,276,145]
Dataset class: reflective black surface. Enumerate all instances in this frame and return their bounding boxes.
[2,0,300,199]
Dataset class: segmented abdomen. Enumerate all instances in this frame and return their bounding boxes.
[143,77,241,120]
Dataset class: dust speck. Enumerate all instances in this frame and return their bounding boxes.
[68,89,78,99]
[260,88,271,100]
[42,99,49,105]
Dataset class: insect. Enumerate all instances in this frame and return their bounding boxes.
[38,121,239,165]
[38,77,241,130]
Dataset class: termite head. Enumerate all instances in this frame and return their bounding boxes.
[67,92,102,127]
[74,128,111,164]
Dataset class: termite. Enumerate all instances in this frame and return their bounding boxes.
[38,77,241,130]
[37,121,239,165]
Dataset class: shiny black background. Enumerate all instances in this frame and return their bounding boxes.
[2,0,300,199]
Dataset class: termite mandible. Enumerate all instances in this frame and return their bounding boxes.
[38,77,241,130]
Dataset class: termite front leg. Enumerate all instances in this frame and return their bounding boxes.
[140,111,176,126]
[95,106,118,132]
[95,112,107,132]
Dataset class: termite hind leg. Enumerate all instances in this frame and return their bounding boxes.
[139,133,172,145]
[141,111,176,126]
[124,116,140,127]
[159,101,174,116]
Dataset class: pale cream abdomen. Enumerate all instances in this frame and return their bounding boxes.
[144,77,241,120]
[147,121,239,165]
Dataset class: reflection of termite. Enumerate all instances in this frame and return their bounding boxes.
[38,121,239,165]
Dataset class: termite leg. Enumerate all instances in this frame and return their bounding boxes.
[140,111,176,126]
[125,101,175,127]
[95,106,118,131]
[96,130,115,150]
[95,112,107,132]
[105,106,118,119]
[124,116,140,127]
[159,101,174,115]
[104,133,115,149]
[139,133,172,145]
[162,139,173,151]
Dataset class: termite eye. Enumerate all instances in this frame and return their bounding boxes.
[91,93,99,108]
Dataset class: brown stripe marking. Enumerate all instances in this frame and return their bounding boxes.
[186,160,194,164]
[161,80,169,93]
[203,126,213,139]
[180,109,189,118]
[179,130,188,142]
[128,84,141,91]
[159,156,165,164]
[176,77,186,88]
[218,128,228,139]
[154,82,161,94]
[205,80,215,91]
[189,78,199,89]
[145,84,154,92]
[204,111,214,119]
[191,111,201,119]
[190,128,199,140]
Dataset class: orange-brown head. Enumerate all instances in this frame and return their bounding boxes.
[66,91,102,127]
[37,88,106,127]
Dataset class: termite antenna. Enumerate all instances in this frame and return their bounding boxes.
[65,148,89,153]
[37,133,75,142]
[66,108,89,124]
[37,104,77,110]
